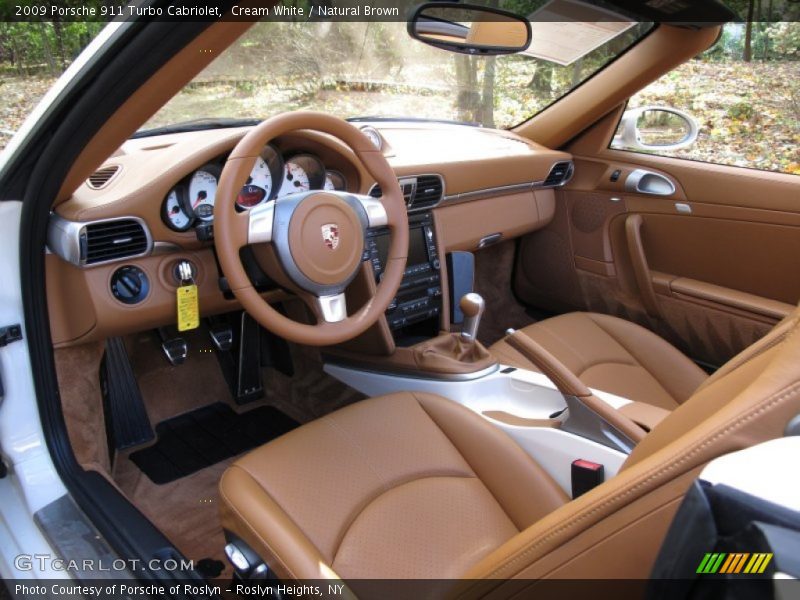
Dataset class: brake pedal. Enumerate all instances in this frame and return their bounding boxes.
[209,324,233,352]
[158,327,188,366]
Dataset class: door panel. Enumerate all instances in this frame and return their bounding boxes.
[514,109,800,367]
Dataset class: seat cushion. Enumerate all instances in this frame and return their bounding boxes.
[219,391,567,580]
[490,312,707,410]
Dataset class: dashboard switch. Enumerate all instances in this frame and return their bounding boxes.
[111,265,149,305]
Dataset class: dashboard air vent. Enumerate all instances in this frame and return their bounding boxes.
[411,175,444,209]
[543,161,573,187]
[87,165,121,189]
[83,219,149,265]
[369,175,443,211]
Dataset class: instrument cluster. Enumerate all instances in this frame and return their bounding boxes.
[161,144,348,232]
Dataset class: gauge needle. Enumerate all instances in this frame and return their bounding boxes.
[193,190,207,208]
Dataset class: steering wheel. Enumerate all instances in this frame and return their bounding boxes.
[213,112,409,346]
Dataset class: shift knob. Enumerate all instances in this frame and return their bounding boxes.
[460,293,485,343]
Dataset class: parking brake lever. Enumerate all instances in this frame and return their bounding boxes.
[504,330,645,452]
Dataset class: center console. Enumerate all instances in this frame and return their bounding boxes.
[365,212,442,343]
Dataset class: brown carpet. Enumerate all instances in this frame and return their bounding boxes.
[115,453,234,577]
[57,324,365,578]
[473,241,534,346]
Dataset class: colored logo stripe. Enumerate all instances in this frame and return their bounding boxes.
[696,553,773,574]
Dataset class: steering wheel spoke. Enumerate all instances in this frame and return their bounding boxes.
[350,194,388,228]
[315,292,348,323]
[247,200,276,244]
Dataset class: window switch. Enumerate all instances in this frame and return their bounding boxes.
[610,169,622,182]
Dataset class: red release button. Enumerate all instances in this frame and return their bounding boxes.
[573,459,603,471]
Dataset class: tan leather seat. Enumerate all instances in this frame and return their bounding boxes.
[490,312,708,410]
[220,306,800,585]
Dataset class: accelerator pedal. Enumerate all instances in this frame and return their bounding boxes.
[100,337,154,451]
[213,313,264,405]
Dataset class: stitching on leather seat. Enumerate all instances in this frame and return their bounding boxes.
[330,473,476,566]
[322,409,391,490]
[534,317,593,365]
[324,395,476,559]
[587,314,676,400]
[411,392,527,532]
[573,359,643,379]
[482,378,800,580]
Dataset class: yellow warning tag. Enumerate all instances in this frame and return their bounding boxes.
[177,284,199,332]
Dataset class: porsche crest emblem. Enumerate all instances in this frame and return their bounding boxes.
[321,223,340,251]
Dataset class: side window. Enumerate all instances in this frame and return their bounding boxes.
[610,22,800,176]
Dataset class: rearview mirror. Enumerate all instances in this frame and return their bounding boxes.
[614,106,699,152]
[408,2,532,56]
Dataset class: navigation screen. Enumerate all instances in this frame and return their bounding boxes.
[375,227,428,268]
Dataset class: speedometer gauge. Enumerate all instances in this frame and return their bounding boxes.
[162,187,192,231]
[188,166,220,222]
[237,156,271,209]
[237,145,283,210]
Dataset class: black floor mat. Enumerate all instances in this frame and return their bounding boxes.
[130,403,298,484]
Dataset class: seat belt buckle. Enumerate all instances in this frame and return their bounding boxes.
[572,459,604,498]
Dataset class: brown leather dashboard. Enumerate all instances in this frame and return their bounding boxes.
[47,120,570,346]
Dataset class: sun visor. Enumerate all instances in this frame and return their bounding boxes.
[523,0,636,66]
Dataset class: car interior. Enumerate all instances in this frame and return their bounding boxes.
[30,1,800,593]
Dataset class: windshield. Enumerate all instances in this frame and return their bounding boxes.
[141,20,652,133]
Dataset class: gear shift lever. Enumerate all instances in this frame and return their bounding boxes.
[459,293,485,343]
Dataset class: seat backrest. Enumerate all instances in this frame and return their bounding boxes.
[463,305,800,585]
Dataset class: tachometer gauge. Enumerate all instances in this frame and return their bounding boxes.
[324,170,347,192]
[278,161,311,197]
[162,187,193,232]
[188,166,220,222]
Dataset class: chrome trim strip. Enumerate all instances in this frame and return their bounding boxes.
[151,241,182,255]
[323,360,500,382]
[441,182,534,205]
[46,213,154,268]
[439,161,575,206]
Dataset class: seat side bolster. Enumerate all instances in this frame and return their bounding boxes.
[219,464,341,581]
[412,392,569,530]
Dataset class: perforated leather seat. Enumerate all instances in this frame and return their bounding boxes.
[220,306,800,584]
[219,391,568,580]
[490,312,708,410]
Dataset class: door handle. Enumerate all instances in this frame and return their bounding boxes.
[625,214,661,318]
[625,169,676,196]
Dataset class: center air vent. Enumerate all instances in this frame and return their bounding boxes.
[542,161,574,187]
[87,165,121,189]
[369,174,444,212]
[47,215,152,267]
